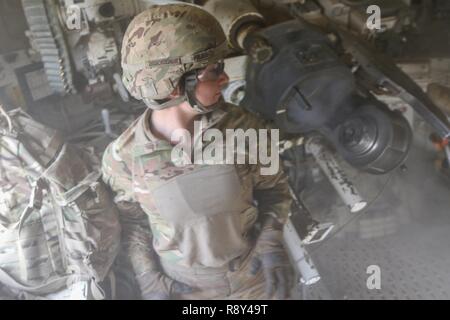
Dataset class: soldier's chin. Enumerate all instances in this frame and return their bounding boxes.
[203,95,224,109]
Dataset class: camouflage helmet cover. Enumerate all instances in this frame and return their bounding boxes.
[121,3,228,106]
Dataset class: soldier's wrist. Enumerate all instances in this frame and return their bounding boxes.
[260,213,284,231]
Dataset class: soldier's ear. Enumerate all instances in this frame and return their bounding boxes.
[169,87,181,99]
[168,80,185,99]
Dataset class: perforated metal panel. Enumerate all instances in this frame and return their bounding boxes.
[298,128,450,300]
[304,222,450,299]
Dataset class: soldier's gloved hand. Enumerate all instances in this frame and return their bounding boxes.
[250,218,293,300]
[136,270,194,300]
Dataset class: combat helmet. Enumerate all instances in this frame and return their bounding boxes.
[121,3,228,112]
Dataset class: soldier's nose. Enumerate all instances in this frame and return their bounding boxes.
[218,72,229,87]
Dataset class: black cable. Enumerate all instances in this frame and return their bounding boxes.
[293,169,395,263]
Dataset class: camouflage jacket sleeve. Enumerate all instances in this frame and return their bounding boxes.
[251,121,292,226]
[220,104,292,225]
[102,131,159,276]
[252,160,292,225]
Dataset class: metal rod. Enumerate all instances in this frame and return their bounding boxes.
[283,218,321,286]
[306,137,367,213]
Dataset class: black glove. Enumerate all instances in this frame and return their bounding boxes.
[250,218,293,300]
[136,270,194,300]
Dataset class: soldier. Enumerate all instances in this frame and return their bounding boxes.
[0,105,121,300]
[102,3,294,299]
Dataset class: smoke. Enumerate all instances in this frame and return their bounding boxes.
[297,119,450,299]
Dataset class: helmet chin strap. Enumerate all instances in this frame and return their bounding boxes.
[184,73,223,114]
[142,73,224,113]
[142,95,186,110]
[185,89,224,114]
[143,92,224,113]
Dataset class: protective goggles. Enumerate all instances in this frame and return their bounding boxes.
[196,61,225,82]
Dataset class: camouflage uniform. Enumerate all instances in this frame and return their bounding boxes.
[104,3,293,299]
[102,102,292,299]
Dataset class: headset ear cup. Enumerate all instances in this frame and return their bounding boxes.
[217,61,225,76]
[184,72,198,99]
[184,73,207,114]
[184,73,199,109]
[183,70,226,114]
